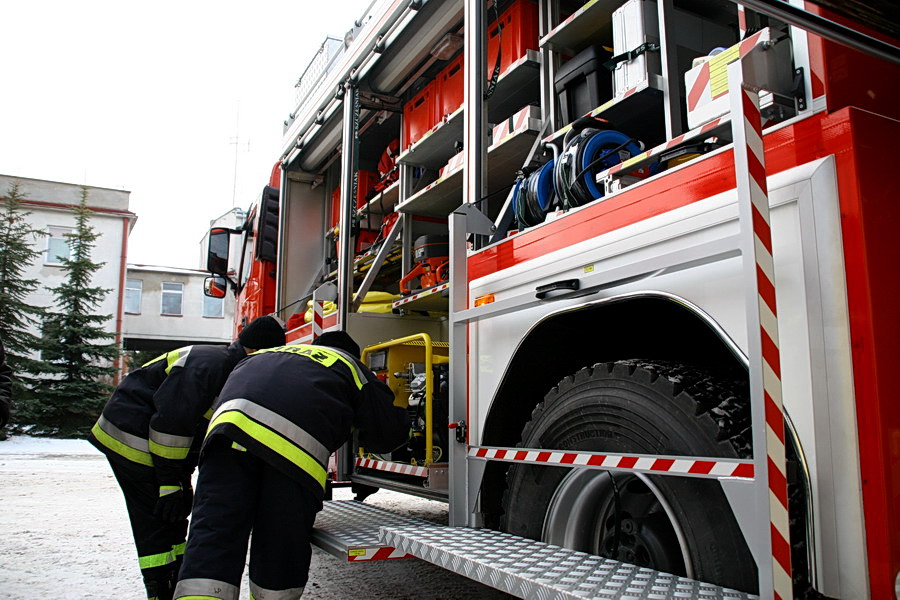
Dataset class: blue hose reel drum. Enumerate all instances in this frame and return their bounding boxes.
[578,129,642,200]
[514,159,557,227]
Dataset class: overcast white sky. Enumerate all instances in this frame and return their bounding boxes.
[0,1,372,269]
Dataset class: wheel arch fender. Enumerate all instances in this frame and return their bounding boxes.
[478,292,748,523]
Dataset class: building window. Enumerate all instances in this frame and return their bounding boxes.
[202,294,224,318]
[124,279,142,314]
[161,282,183,316]
[45,226,74,265]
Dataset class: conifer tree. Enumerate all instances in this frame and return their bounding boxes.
[34,187,119,435]
[0,182,48,412]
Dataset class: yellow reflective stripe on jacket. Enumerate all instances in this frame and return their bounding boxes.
[255,344,364,389]
[165,347,192,374]
[208,410,327,488]
[140,346,192,374]
[211,399,330,465]
[149,429,193,460]
[92,416,153,467]
[173,542,186,557]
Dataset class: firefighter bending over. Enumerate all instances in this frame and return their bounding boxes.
[89,316,287,600]
[173,330,410,600]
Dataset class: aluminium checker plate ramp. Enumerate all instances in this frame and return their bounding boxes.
[311,500,443,562]
[380,525,758,600]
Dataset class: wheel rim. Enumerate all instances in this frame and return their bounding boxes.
[542,468,694,578]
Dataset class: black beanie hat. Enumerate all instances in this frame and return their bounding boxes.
[312,330,361,359]
[238,316,286,350]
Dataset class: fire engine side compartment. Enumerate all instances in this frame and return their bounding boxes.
[467,108,900,599]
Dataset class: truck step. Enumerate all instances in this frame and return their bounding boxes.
[380,525,758,600]
[312,500,442,562]
[314,500,756,598]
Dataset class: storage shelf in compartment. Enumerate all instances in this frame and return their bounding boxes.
[393,282,450,312]
[398,107,465,170]
[487,49,541,123]
[398,53,542,171]
[544,81,665,148]
[541,0,620,54]
[396,116,542,217]
[358,180,400,217]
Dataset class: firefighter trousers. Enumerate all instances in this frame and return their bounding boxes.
[173,438,319,600]
[108,459,192,600]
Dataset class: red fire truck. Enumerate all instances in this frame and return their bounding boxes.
[206,0,900,597]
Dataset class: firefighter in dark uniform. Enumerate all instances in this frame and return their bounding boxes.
[173,330,409,600]
[89,316,286,600]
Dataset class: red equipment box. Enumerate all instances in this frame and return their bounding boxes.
[487,0,539,77]
[402,82,438,150]
[436,54,464,120]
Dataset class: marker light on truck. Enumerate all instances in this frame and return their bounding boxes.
[474,293,495,307]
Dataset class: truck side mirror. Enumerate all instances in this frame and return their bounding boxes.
[204,276,228,298]
[207,227,231,275]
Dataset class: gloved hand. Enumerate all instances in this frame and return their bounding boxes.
[154,483,186,523]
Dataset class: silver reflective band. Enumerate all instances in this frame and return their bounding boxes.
[149,428,193,449]
[98,415,150,453]
[211,398,331,466]
[249,580,304,600]
[173,577,239,600]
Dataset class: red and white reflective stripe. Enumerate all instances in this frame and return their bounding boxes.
[468,446,754,479]
[444,151,465,174]
[729,67,792,599]
[312,300,324,340]
[356,457,429,478]
[687,29,767,112]
[738,5,747,37]
[347,546,412,562]
[393,282,450,307]
[491,105,534,144]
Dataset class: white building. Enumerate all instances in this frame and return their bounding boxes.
[1,174,236,373]
[123,264,235,351]
[0,174,135,375]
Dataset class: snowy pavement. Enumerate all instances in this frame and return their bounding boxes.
[0,437,514,599]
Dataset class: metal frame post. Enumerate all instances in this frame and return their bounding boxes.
[448,0,487,528]
[338,81,359,331]
[538,0,559,132]
[728,52,792,600]
[657,0,683,139]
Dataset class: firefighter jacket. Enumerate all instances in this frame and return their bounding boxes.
[89,341,247,484]
[204,344,410,500]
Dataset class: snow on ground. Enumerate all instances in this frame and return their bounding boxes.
[0,437,513,600]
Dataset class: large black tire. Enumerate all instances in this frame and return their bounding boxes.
[501,360,758,594]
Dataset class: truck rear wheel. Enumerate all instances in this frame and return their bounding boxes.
[500,360,758,593]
